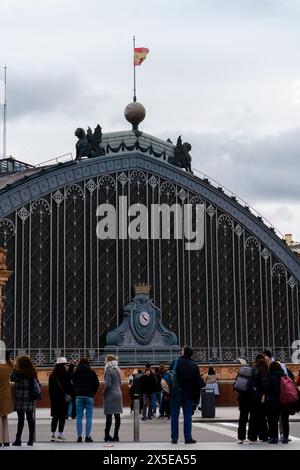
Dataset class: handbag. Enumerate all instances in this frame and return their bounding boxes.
[31,377,42,401]
[56,378,72,403]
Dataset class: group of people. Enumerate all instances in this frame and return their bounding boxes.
[3,345,295,446]
[0,345,204,446]
[237,349,300,444]
[0,352,122,446]
[128,364,170,420]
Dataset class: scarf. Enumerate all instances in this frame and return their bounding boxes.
[105,360,119,371]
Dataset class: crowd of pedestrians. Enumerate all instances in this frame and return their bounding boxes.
[236,350,300,445]
[1,346,299,446]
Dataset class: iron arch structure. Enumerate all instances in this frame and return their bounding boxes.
[0,139,299,365]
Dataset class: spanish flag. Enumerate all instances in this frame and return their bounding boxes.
[134,47,149,66]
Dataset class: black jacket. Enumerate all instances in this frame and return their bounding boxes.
[172,356,201,403]
[267,369,284,408]
[72,364,100,397]
[49,372,73,417]
[140,373,156,395]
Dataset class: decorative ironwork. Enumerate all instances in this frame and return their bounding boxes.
[160,181,176,197]
[272,263,286,278]
[98,175,116,190]
[245,236,260,251]
[66,184,84,199]
[217,214,233,229]
[118,172,128,186]
[148,175,158,190]
[0,218,15,236]
[206,204,216,218]
[85,179,97,193]
[1,165,299,364]
[261,248,270,261]
[177,188,187,202]
[234,224,243,237]
[288,277,297,289]
[189,195,204,205]
[31,198,51,215]
[17,206,30,222]
[52,190,64,205]
[130,170,146,184]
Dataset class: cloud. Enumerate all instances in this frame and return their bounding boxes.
[176,128,300,203]
[1,0,300,239]
[7,73,111,119]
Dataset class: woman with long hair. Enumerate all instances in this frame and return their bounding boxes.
[203,366,220,396]
[103,355,123,442]
[248,358,270,442]
[11,355,39,446]
[0,351,14,446]
[72,358,99,443]
[49,357,73,442]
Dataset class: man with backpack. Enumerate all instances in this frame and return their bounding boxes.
[168,346,201,444]
[234,358,256,444]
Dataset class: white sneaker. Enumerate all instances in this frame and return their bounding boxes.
[237,440,244,444]
[56,436,66,442]
[50,436,56,442]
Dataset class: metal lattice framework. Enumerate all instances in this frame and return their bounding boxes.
[0,153,299,364]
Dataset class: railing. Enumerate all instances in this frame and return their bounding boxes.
[6,347,296,367]
[193,167,286,240]
[36,152,74,167]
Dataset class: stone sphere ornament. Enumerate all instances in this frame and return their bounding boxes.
[124,101,146,130]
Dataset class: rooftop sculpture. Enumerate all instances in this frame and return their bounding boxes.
[75,124,106,160]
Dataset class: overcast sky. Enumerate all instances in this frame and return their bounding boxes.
[1,0,300,240]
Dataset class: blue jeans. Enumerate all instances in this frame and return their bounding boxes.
[76,396,94,437]
[152,392,162,416]
[170,396,193,442]
[68,400,73,418]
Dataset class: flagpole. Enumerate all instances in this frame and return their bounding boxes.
[2,66,7,159]
[133,35,137,102]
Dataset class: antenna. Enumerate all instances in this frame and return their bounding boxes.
[2,66,7,159]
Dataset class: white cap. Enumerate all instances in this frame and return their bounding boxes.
[56,357,68,365]
[237,357,247,365]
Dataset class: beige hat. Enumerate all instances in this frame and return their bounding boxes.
[56,357,68,365]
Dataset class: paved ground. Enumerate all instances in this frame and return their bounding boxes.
[2,407,300,450]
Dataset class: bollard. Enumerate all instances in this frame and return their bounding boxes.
[133,393,140,442]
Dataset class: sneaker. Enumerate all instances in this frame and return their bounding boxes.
[50,436,56,442]
[56,436,66,442]
[77,436,83,443]
[237,440,244,444]
[282,438,289,444]
[171,440,177,444]
[85,436,93,443]
[185,439,197,444]
[268,439,278,444]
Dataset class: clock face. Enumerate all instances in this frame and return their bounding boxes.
[139,311,150,326]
